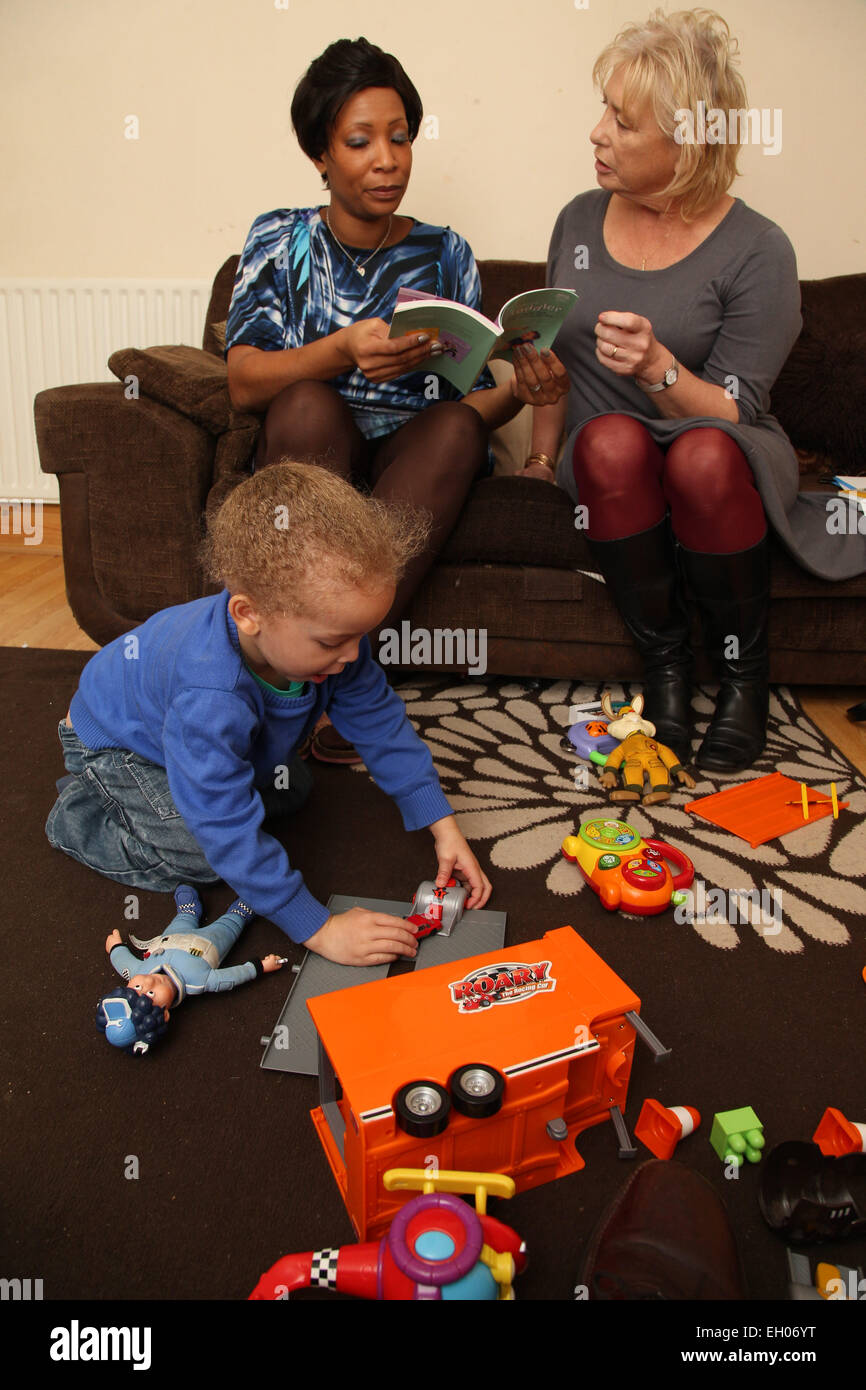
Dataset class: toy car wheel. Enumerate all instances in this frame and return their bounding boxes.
[449,1063,505,1119]
[394,1080,451,1138]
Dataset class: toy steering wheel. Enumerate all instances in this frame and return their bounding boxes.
[643,838,694,890]
[387,1193,483,1290]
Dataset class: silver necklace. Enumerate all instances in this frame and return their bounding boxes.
[323,210,392,277]
[631,205,676,271]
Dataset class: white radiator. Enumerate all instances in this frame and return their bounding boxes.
[0,279,212,502]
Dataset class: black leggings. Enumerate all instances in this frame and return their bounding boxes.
[255,381,488,629]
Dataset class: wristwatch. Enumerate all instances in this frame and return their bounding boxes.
[638,356,678,393]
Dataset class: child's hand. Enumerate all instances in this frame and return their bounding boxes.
[428,815,492,909]
[261,955,287,973]
[105,930,122,953]
[305,909,420,967]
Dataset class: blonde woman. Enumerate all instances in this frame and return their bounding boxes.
[529,9,824,773]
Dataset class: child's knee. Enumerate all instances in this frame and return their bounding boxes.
[46,776,100,851]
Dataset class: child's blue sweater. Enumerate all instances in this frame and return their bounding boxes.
[69,592,452,942]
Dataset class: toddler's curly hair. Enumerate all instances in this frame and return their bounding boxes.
[202,460,431,616]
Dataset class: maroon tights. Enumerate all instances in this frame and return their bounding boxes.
[572,414,766,552]
[255,380,488,627]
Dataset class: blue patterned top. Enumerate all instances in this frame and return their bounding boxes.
[226,208,495,437]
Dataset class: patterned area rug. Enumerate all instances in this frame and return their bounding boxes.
[373,678,866,957]
[4,650,864,1304]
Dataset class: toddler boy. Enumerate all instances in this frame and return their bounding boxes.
[46,462,491,965]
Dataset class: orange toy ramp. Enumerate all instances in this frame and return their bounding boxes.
[686,772,849,848]
[307,926,644,1240]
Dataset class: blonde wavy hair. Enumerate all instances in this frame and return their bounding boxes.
[202,460,431,616]
[593,8,748,219]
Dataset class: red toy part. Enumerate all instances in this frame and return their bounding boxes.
[406,911,443,940]
[249,1170,526,1301]
[635,1098,701,1160]
[813,1107,866,1157]
[643,840,693,891]
[406,878,466,939]
[249,1243,391,1300]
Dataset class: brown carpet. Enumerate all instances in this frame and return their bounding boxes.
[3,649,864,1303]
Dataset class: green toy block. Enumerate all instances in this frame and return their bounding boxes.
[710,1107,765,1167]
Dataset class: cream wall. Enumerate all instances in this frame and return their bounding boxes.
[1,0,863,281]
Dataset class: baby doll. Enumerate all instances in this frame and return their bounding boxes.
[96,885,286,1054]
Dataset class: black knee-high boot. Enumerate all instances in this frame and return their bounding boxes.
[678,536,770,772]
[586,518,693,757]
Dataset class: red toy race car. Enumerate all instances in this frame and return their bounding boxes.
[405,878,467,939]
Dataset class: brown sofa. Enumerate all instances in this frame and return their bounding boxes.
[34,258,866,682]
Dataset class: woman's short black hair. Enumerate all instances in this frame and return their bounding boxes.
[291,36,423,165]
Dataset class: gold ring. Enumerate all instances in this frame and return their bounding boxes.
[610,345,618,358]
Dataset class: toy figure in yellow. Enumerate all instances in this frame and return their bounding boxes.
[598,693,696,805]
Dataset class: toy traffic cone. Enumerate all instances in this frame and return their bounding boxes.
[635,1099,701,1160]
[813,1107,866,1158]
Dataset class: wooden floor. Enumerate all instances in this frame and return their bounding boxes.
[0,505,98,652]
[3,505,865,774]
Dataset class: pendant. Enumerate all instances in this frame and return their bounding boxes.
[357,267,365,277]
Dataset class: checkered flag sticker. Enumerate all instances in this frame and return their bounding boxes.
[310,1248,340,1289]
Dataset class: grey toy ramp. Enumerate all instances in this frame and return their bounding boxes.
[260,893,507,1076]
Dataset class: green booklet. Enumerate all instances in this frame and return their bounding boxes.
[389,286,578,394]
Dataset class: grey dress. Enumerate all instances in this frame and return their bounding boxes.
[548,190,866,580]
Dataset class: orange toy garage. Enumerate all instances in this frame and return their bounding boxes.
[308,926,654,1241]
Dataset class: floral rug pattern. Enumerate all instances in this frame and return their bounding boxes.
[359,679,866,955]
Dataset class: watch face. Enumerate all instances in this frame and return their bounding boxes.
[664,365,678,386]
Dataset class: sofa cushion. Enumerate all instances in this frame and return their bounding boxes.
[203,256,240,355]
[769,273,866,470]
[205,421,259,523]
[108,345,234,433]
[405,560,866,682]
[478,259,545,323]
[440,476,582,567]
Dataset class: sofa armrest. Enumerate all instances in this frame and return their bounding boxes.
[35,383,217,641]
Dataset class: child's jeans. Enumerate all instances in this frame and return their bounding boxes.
[45,721,312,892]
